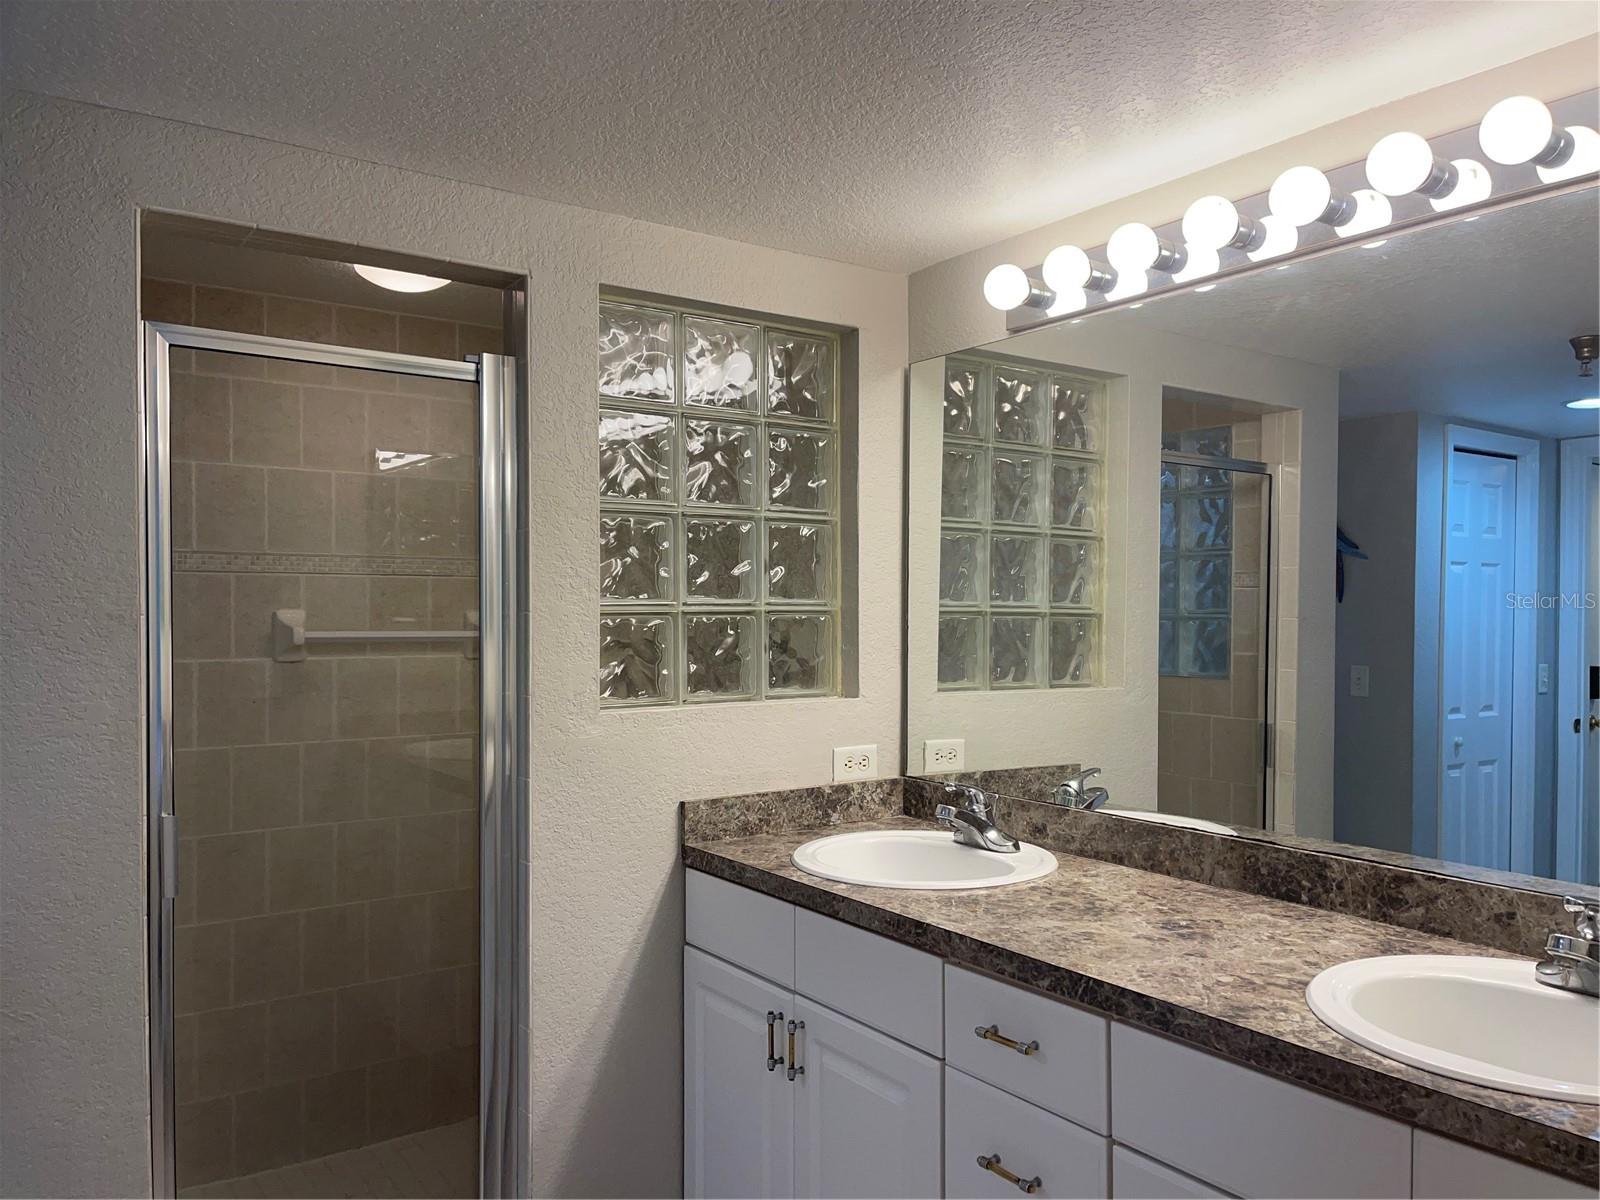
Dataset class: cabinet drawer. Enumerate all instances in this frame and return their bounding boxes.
[945,964,1108,1133]
[1110,1024,1410,1199]
[685,869,795,987]
[945,1066,1109,1199]
[1112,1147,1232,1199]
[793,907,942,1054]
[1413,1131,1596,1199]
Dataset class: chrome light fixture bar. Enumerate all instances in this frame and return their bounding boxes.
[989,88,1598,331]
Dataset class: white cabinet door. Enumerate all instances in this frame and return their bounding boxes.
[685,947,794,1199]
[791,995,942,1199]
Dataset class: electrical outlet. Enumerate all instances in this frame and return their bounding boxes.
[924,738,965,772]
[832,745,878,782]
[1350,665,1370,698]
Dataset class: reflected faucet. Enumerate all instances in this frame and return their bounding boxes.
[1053,767,1110,810]
[1536,897,1599,998]
[935,784,1021,854]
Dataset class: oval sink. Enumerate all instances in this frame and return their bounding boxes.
[1307,955,1599,1101]
[792,829,1058,890]
[1101,808,1236,836]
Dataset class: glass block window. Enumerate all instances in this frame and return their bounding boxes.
[1160,426,1232,678]
[599,298,841,705]
[937,356,1105,690]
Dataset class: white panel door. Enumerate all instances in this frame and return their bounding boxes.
[684,947,794,1199]
[791,995,942,1199]
[1440,449,1518,869]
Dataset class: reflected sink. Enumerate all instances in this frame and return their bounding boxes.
[792,829,1058,890]
[1100,808,1236,836]
[1307,955,1599,1101]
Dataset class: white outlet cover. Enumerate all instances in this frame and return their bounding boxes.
[924,738,965,772]
[832,744,878,782]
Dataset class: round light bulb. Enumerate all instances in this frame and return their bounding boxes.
[1269,165,1352,227]
[1479,96,1560,165]
[352,264,451,293]
[1538,125,1600,183]
[1429,159,1493,212]
[1045,286,1089,317]
[1335,189,1393,239]
[983,263,1032,311]
[1246,213,1298,262]
[1172,245,1220,284]
[1183,196,1249,252]
[1365,131,1454,196]
[1042,245,1115,293]
[1107,222,1185,275]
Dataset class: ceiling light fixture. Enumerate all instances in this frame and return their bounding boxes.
[1107,222,1186,276]
[982,263,1053,311]
[1479,96,1572,166]
[1182,195,1265,252]
[1269,166,1356,228]
[352,264,452,293]
[1566,336,1599,408]
[1042,245,1116,293]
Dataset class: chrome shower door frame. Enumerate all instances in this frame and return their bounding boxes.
[141,323,524,1198]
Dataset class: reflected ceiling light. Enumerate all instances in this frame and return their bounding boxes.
[983,263,1052,311]
[1246,213,1298,262]
[1336,189,1393,239]
[1182,195,1265,252]
[1172,245,1220,283]
[352,264,451,293]
[1538,125,1600,182]
[1479,96,1572,166]
[1107,222,1186,276]
[1429,159,1492,212]
[1365,132,1457,198]
[1042,244,1116,293]
[1567,396,1600,410]
[1193,283,1218,293]
[1269,165,1355,227]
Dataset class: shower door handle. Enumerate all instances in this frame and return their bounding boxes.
[160,812,180,900]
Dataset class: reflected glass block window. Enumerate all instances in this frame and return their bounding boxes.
[1160,425,1232,679]
[938,356,1105,690]
[599,299,841,704]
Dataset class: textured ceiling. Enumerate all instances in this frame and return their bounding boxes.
[2,0,1592,271]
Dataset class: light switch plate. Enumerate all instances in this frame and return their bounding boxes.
[832,745,878,781]
[1350,665,1370,698]
[924,738,965,772]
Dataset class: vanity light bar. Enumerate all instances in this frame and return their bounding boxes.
[985,90,1600,324]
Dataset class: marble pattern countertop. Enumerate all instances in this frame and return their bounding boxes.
[683,815,1600,1186]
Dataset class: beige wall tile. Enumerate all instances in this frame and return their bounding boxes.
[232,744,302,831]
[231,379,302,467]
[1156,711,1208,778]
[397,314,456,359]
[176,922,232,1015]
[303,1068,369,1159]
[396,373,471,401]
[301,904,367,992]
[194,286,266,334]
[1230,783,1262,827]
[304,573,370,634]
[194,346,266,378]
[335,658,397,738]
[428,1044,477,1125]
[176,839,199,926]
[195,660,268,748]
[452,966,477,1048]
[367,894,429,978]
[267,824,336,913]
[175,1096,234,1186]
[457,324,501,358]
[455,810,478,888]
[370,576,429,631]
[427,399,476,458]
[266,992,336,1085]
[336,819,396,902]
[266,659,336,743]
[194,463,266,551]
[1209,716,1260,785]
[1191,778,1233,823]
[175,747,232,837]
[142,277,193,324]
[174,1013,199,1105]
[396,656,459,734]
[367,1055,433,1140]
[171,662,197,750]
[302,740,368,823]
[394,971,456,1058]
[266,359,336,386]
[426,889,476,969]
[301,387,369,472]
[426,737,475,813]
[428,577,477,630]
[396,477,461,556]
[333,473,397,555]
[265,468,333,553]
[333,306,398,352]
[232,572,304,659]
[368,391,430,453]
[195,1002,267,1097]
[1230,652,1260,718]
[233,1080,304,1175]
[334,980,397,1069]
[367,737,430,817]
[396,813,458,895]
[196,831,267,922]
[170,372,231,462]
[233,912,303,1005]
[264,296,335,343]
[1188,676,1232,717]
[171,461,196,550]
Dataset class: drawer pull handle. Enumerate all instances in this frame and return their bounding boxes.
[786,1018,805,1081]
[975,1023,1039,1055]
[977,1154,1041,1194]
[766,1011,784,1072]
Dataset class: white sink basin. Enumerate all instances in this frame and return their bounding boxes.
[1101,808,1236,836]
[792,829,1058,890]
[1307,955,1599,1101]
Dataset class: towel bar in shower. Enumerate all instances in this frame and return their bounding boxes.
[271,607,479,663]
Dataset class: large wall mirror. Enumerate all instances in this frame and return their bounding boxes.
[906,181,1599,889]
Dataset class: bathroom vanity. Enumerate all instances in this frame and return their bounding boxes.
[680,803,1598,1200]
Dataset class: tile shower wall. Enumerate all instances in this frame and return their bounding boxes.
[163,324,484,1184]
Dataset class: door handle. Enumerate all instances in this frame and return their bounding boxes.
[765,1010,784,1072]
[785,1019,805,1081]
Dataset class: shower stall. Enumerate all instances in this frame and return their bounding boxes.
[142,322,522,1198]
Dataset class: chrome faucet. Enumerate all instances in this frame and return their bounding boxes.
[1053,767,1110,810]
[1536,897,1599,998]
[935,784,1020,854]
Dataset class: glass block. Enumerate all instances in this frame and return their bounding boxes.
[1180,555,1232,613]
[1180,425,1232,458]
[767,427,832,512]
[944,361,984,438]
[1160,461,1179,493]
[684,419,755,507]
[937,615,982,688]
[1050,616,1099,686]
[599,409,674,502]
[991,451,1045,526]
[1158,618,1177,675]
[1160,496,1178,551]
[1050,377,1102,453]
[989,534,1041,606]
[600,513,672,603]
[1158,555,1178,613]
[990,616,1040,687]
[1049,538,1100,609]
[684,517,756,602]
[768,613,832,693]
[941,446,985,522]
[684,613,756,698]
[1180,493,1232,550]
[939,532,983,605]
[684,317,758,410]
[992,367,1044,445]
[598,303,673,402]
[766,522,832,603]
[1179,617,1230,677]
[1050,458,1100,531]
[1180,464,1232,490]
[1160,431,1181,452]
[599,614,671,703]
[767,333,833,421]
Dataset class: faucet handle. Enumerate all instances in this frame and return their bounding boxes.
[1059,767,1101,791]
[1562,896,1599,940]
[942,782,991,816]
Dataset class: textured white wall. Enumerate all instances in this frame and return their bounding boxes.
[0,91,905,1198]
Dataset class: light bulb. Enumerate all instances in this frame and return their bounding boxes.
[1429,159,1492,212]
[1567,397,1600,410]
[1365,132,1456,197]
[1182,195,1263,252]
[1269,166,1354,227]
[1335,189,1393,239]
[1246,214,1298,262]
[1046,286,1089,317]
[352,264,451,293]
[1042,245,1115,293]
[983,264,1032,311]
[1538,125,1600,183]
[1105,272,1148,302]
[1479,96,1570,166]
[1107,222,1185,275]
[1172,245,1220,284]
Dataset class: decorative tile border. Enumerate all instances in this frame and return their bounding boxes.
[175,550,477,577]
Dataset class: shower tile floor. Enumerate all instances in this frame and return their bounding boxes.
[179,1119,477,1199]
